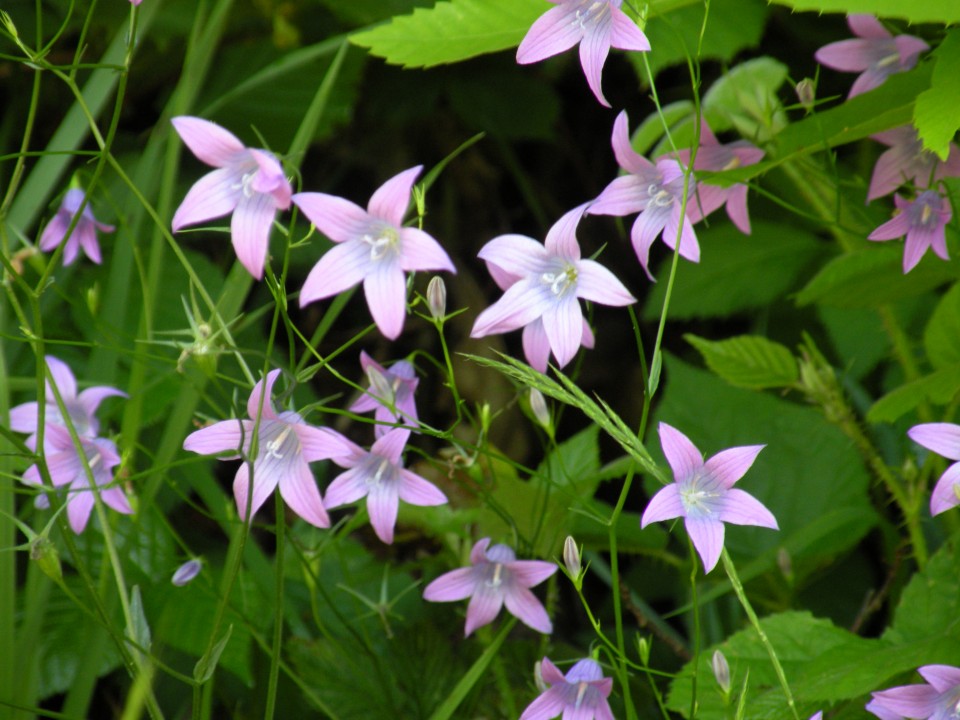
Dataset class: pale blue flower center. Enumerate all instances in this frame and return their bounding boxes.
[679,471,721,517]
[369,458,391,487]
[574,681,589,709]
[238,171,258,199]
[541,264,578,297]
[361,226,400,261]
[647,184,675,209]
[572,1,609,30]
[265,424,296,460]
[485,562,504,589]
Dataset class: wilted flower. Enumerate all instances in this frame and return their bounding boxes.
[471,204,635,371]
[349,351,419,438]
[183,369,350,527]
[814,14,928,98]
[640,422,778,573]
[519,657,614,720]
[323,428,447,544]
[39,188,115,266]
[589,111,700,279]
[867,664,960,719]
[907,423,960,516]
[516,0,650,107]
[171,116,292,280]
[423,537,557,636]
[294,166,456,340]
[868,191,952,273]
[867,125,960,202]
[171,559,202,586]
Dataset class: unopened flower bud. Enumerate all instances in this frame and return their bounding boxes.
[795,78,816,111]
[533,659,548,693]
[637,636,651,665]
[31,536,62,583]
[777,547,793,583]
[529,389,551,431]
[563,535,581,579]
[172,559,202,586]
[426,276,446,320]
[712,650,731,694]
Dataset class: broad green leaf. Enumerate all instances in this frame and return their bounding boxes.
[768,0,960,24]
[314,0,433,25]
[868,364,960,423]
[887,542,960,644]
[924,281,960,369]
[702,57,789,141]
[686,334,798,389]
[915,30,960,160]
[817,306,889,380]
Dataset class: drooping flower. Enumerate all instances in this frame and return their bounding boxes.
[867,126,960,202]
[22,425,132,534]
[39,188,115,266]
[640,422,778,573]
[423,537,557,636]
[516,0,650,108]
[519,657,614,720]
[349,351,419,438]
[171,116,293,280]
[588,111,700,279]
[183,369,350,527]
[10,355,126,451]
[470,204,635,371]
[907,423,960,516]
[868,191,952,273]
[293,166,456,340]
[867,664,960,719]
[323,428,447,544]
[814,14,928,98]
[675,119,765,234]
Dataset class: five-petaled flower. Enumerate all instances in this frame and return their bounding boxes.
[519,657,614,720]
[517,0,650,108]
[868,191,952,273]
[640,422,778,573]
[39,188,115,266]
[867,126,960,202]
[814,14,928,98]
[349,351,419,438]
[907,423,960,516]
[423,537,557,636]
[171,116,293,280]
[293,166,456,340]
[589,111,700,279]
[867,664,960,720]
[323,428,447,544]
[183,369,350,527]
[470,204,635,372]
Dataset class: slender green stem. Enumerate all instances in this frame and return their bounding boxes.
[687,539,701,720]
[265,493,286,720]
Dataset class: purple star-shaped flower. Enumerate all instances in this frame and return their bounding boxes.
[519,657,614,720]
[470,204,635,371]
[10,355,126,452]
[517,0,650,108]
[867,126,960,202]
[814,14,928,98]
[675,120,765,234]
[183,369,350,527]
[39,188,115,266]
[907,423,960,516]
[22,425,132,534]
[867,664,960,719]
[422,537,557,636]
[588,111,700,279]
[640,422,778,573]
[868,191,952,273]
[171,116,292,280]
[323,428,447,544]
[293,166,456,340]
[349,351,419,438]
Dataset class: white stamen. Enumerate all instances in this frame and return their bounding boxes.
[486,562,504,589]
[575,681,589,709]
[361,226,399,261]
[370,458,391,486]
[680,472,720,515]
[647,185,674,209]
[266,425,293,460]
[541,265,578,297]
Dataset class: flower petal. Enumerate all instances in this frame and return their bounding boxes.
[368,166,421,226]
[478,235,550,276]
[576,259,635,306]
[658,422,703,482]
[503,585,552,633]
[364,265,407,339]
[909,423,960,460]
[929,462,960,516]
[367,484,399,544]
[508,559,557,587]
[544,204,587,260]
[542,295,583,368]
[464,584,503,636]
[45,356,78,401]
[519,687,566,720]
[172,116,246,167]
[183,419,247,455]
[279,461,330,528]
[578,12,613,106]
[522,320,552,373]
[67,490,96,534]
[590,174,650,217]
[609,6,650,52]
[398,227,456,273]
[300,239,371,306]
[516,5,583,65]
[719,488,778,529]
[172,168,242,231]
[423,567,478,602]
[704,445,764,489]
[292,192,371,243]
[397,469,447,506]
[247,369,281,422]
[296,426,355,462]
[471,279,551,338]
[233,461,280,522]
[685,516,725,572]
[640,484,684,526]
[231,191,276,279]
[324,466,370,508]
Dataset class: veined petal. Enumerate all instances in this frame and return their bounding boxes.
[508,559,557,587]
[609,6,649,52]
[609,111,651,176]
[685,516,725,572]
[9,401,40,433]
[630,208,669,278]
[371,428,411,464]
[423,567,478,602]
[368,166,421,226]
[544,204,587,260]
[516,5,583,65]
[77,386,126,420]
[471,280,551,338]
[868,685,941,717]
[576,259,635,306]
[503,585,552,633]
[662,209,700,262]
[640,484,683,526]
[542,296,583,368]
[848,14,889,40]
[478,235,550,276]
[929,462,960,516]
[172,116,246,167]
[296,425,355,462]
[522,320,552,373]
[248,149,291,209]
[183,419,247,455]
[719,488,778,529]
[909,423,960,460]
[724,184,753,234]
[868,212,910,241]
[247,369,281,422]
[300,239,371,306]
[67,490,96,534]
[867,146,911,201]
[76,223,102,264]
[279,461,330,528]
[38,215,69,251]
[231,190,276,279]
[233,461,281,522]
[367,484,399,544]
[45,356,77,401]
[364,264,408,340]
[172,168,242,231]
[578,11,613,107]
[464,584,503,636]
[815,38,879,72]
[590,174,650,216]
[324,466,370,508]
[101,485,134,516]
[918,664,960,693]
[470,537,493,564]
[398,227,456,273]
[292,192,371,243]
[519,688,566,720]
[397,469,447,506]
[704,445,764,489]
[658,423,703,482]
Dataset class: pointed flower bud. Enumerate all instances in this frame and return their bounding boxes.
[795,78,816,110]
[563,535,581,580]
[30,536,62,583]
[529,389,551,432]
[426,276,446,320]
[172,559,203,586]
[712,650,731,694]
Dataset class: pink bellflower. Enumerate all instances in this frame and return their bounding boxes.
[10,355,126,452]
[808,714,823,720]
[422,537,557,636]
[868,191,952,273]
[867,664,960,720]
[323,428,447,544]
[470,204,635,372]
[675,120,765,234]
[39,188,115,266]
[814,14,928,98]
[519,657,614,720]
[588,111,700,279]
[349,351,419,438]
[182,369,350,528]
[293,166,456,340]
[516,0,650,108]
[22,425,132,534]
[640,422,778,573]
[907,423,960,516]
[867,125,960,202]
[171,116,292,280]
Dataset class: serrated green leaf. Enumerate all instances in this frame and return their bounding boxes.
[686,334,798,389]
[887,542,960,644]
[768,0,960,24]
[867,364,960,423]
[915,29,960,161]
[924,281,960,369]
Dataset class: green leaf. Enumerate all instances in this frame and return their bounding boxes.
[701,57,788,141]
[194,625,233,684]
[887,542,960,644]
[767,0,960,24]
[924,281,960,369]
[817,306,889,380]
[867,364,960,423]
[686,334,798,389]
[915,30,960,161]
